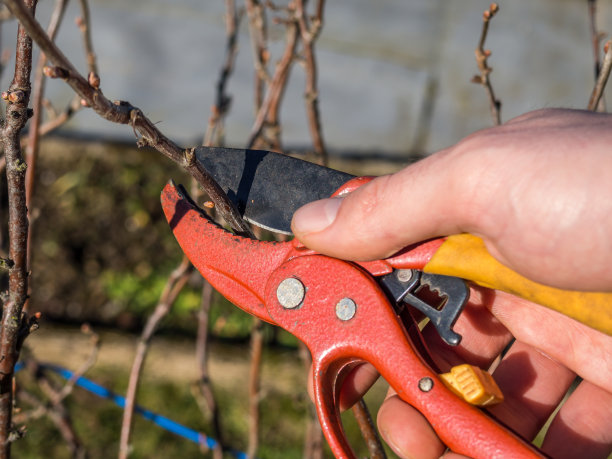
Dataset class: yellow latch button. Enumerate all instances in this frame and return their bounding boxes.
[439,364,504,407]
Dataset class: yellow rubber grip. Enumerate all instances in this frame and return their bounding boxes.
[424,234,612,336]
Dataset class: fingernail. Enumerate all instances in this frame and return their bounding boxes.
[292,197,342,235]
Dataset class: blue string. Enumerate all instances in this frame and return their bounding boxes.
[15,361,248,459]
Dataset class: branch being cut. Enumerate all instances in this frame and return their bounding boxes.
[3,0,254,238]
[472,3,501,126]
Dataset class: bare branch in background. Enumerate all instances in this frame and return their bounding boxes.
[472,3,501,126]
[351,399,386,459]
[2,0,254,238]
[0,1,37,455]
[15,325,99,459]
[193,281,223,459]
[17,384,86,459]
[298,342,323,459]
[75,0,97,75]
[247,318,263,459]
[295,0,327,165]
[245,0,270,112]
[587,0,607,111]
[118,257,192,459]
[24,0,69,274]
[588,39,612,111]
[204,0,242,147]
[247,9,299,150]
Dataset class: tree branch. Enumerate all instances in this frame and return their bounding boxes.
[118,257,192,459]
[247,13,299,150]
[245,0,270,112]
[0,0,37,455]
[3,0,254,238]
[24,0,69,274]
[588,39,612,111]
[193,281,223,459]
[351,398,386,459]
[203,0,241,148]
[295,0,327,165]
[247,318,263,459]
[472,3,501,126]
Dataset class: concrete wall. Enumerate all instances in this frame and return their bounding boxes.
[2,0,611,158]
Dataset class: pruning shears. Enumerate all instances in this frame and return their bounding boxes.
[160,147,612,459]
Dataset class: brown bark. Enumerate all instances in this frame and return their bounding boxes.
[0,0,37,455]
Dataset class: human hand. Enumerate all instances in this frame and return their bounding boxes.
[292,109,612,458]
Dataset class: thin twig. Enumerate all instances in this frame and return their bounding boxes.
[118,258,192,459]
[247,10,299,149]
[193,281,223,459]
[298,342,323,459]
[0,1,37,455]
[587,0,606,111]
[472,3,501,126]
[245,0,270,112]
[203,0,241,147]
[24,0,69,274]
[588,39,612,111]
[55,324,100,402]
[75,0,97,76]
[16,383,86,458]
[351,398,386,459]
[295,0,327,165]
[18,326,98,458]
[247,318,263,459]
[3,0,254,238]
[37,95,82,136]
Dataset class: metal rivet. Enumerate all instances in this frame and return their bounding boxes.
[396,269,414,283]
[277,277,305,309]
[335,298,356,321]
[418,377,434,392]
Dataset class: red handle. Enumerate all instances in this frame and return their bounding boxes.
[162,181,544,458]
[263,254,544,459]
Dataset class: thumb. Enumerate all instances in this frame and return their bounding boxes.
[291,151,471,261]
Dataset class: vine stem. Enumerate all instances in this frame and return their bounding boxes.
[587,39,612,111]
[3,0,253,238]
[472,3,501,126]
[0,1,38,456]
[118,258,192,459]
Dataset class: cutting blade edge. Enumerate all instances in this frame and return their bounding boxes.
[194,147,355,234]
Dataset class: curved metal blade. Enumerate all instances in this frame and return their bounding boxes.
[194,147,354,234]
